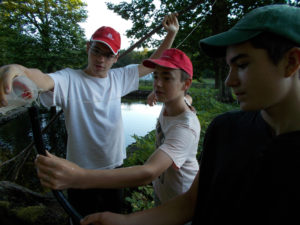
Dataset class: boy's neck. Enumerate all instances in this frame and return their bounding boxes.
[164,98,190,117]
[261,100,300,136]
[261,77,300,135]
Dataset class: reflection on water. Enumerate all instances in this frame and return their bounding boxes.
[122,101,162,146]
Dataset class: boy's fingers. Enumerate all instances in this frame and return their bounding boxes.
[80,214,98,225]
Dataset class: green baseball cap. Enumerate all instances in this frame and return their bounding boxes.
[199,4,300,57]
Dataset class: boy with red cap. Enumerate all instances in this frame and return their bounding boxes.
[0,14,179,222]
[35,48,200,220]
[77,4,300,225]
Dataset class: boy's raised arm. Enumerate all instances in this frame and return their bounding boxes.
[138,13,179,77]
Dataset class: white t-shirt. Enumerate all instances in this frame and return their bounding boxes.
[153,108,200,203]
[39,65,139,169]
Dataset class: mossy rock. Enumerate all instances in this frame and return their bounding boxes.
[14,205,46,224]
[0,181,68,225]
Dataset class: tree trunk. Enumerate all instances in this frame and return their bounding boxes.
[210,0,234,103]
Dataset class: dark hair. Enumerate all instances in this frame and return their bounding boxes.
[249,32,300,65]
[180,70,190,82]
[180,70,191,95]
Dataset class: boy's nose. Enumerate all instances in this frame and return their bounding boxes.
[154,79,163,87]
[225,69,239,87]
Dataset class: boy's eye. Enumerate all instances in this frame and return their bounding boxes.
[237,63,249,69]
[90,47,114,58]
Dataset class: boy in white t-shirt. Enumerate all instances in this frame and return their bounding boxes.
[35,48,201,207]
[0,14,179,220]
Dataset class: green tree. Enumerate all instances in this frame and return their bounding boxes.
[0,0,88,72]
[114,48,152,68]
[106,0,297,102]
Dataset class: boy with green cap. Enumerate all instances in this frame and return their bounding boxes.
[79,4,300,225]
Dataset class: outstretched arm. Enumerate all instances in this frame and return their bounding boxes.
[80,172,199,225]
[35,149,173,190]
[138,13,179,77]
[0,64,54,106]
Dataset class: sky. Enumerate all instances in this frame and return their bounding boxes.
[80,0,134,50]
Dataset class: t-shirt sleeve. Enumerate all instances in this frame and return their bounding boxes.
[39,69,70,108]
[111,64,139,97]
[159,124,198,169]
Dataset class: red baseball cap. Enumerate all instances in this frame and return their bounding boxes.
[90,26,121,55]
[143,48,193,78]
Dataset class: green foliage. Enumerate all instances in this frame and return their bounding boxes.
[189,87,239,158]
[14,205,46,223]
[123,131,156,213]
[0,200,10,210]
[0,0,88,72]
[124,130,156,167]
[106,0,295,101]
[124,185,155,212]
[138,80,153,91]
[114,48,153,68]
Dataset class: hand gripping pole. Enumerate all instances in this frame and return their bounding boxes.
[29,106,83,225]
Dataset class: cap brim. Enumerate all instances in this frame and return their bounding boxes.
[199,28,261,57]
[143,59,180,70]
[91,39,119,55]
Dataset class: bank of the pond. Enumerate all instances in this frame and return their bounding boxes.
[124,89,151,99]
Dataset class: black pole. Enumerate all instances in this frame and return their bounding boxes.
[28,106,83,225]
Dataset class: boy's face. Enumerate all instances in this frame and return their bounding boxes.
[153,66,188,103]
[225,41,289,111]
[85,42,118,78]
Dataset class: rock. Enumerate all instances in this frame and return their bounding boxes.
[0,107,27,125]
[0,181,68,225]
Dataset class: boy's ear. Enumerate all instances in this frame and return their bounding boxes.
[285,47,300,78]
[113,53,119,63]
[183,78,192,91]
[86,42,90,54]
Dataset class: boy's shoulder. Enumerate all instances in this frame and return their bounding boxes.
[49,68,80,76]
[110,64,139,72]
[209,110,265,134]
[214,110,260,124]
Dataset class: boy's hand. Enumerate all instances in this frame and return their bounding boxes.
[0,65,22,106]
[35,151,85,190]
[163,13,179,34]
[147,91,157,106]
[81,212,128,225]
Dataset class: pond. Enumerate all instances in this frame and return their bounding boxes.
[122,100,162,146]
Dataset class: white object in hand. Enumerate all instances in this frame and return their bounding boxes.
[0,76,38,114]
